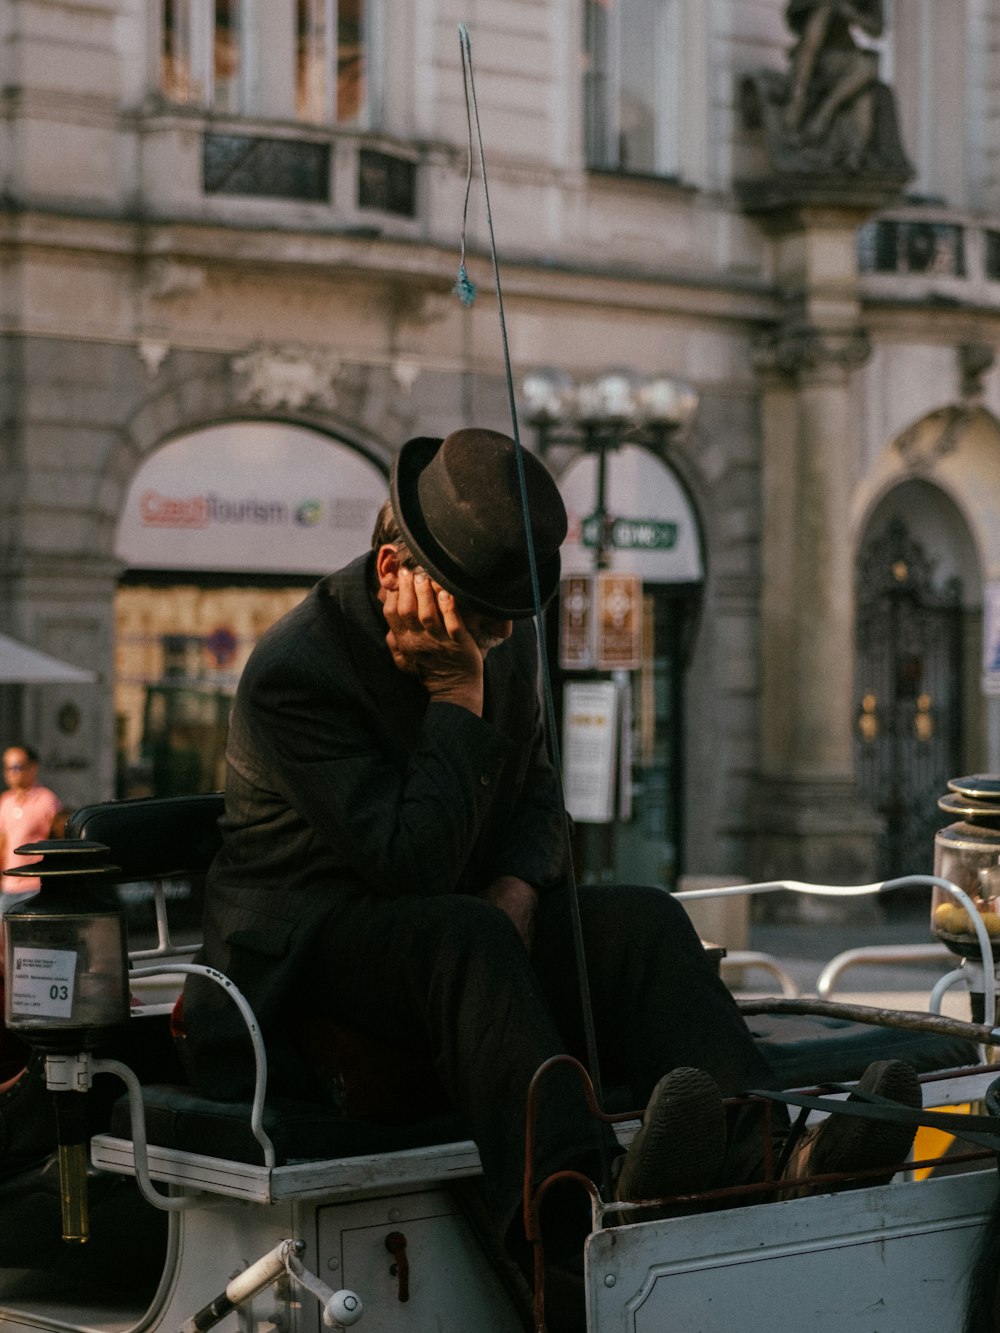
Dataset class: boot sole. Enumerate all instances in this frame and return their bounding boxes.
[617,1067,727,1202]
[807,1059,921,1180]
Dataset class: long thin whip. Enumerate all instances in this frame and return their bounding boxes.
[455,25,608,1161]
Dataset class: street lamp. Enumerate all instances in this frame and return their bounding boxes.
[520,369,699,883]
[521,368,699,567]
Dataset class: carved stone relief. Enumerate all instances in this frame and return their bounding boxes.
[231,346,342,412]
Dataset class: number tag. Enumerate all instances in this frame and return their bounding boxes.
[10,947,78,1020]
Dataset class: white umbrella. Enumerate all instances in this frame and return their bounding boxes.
[0,632,97,684]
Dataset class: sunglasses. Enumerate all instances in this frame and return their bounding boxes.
[3,763,28,772]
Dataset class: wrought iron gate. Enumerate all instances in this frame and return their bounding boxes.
[855,517,963,877]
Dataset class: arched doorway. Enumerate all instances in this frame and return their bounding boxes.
[854,478,981,877]
[114,421,388,798]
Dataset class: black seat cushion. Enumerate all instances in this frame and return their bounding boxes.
[107,1016,980,1168]
[108,1085,470,1166]
[67,794,224,881]
[748,1012,979,1088]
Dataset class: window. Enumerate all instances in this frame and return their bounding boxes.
[214,0,242,112]
[583,0,682,176]
[162,0,244,112]
[358,148,415,215]
[297,0,367,125]
[161,0,369,125]
[890,0,967,205]
[858,219,966,278]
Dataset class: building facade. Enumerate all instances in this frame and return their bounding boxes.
[3,0,1000,888]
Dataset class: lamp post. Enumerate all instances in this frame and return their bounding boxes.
[521,369,699,567]
[520,368,699,882]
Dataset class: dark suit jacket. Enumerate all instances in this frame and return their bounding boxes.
[182,554,569,1100]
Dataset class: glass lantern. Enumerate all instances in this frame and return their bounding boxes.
[3,839,126,1245]
[931,776,1000,962]
[3,840,128,1051]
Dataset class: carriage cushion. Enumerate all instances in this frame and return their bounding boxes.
[66,793,225,880]
[747,1012,979,1087]
[108,1085,470,1166]
[108,1016,979,1168]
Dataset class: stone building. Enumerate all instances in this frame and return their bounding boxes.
[2,0,1000,890]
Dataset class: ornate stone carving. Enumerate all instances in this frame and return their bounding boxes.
[752,323,871,377]
[231,346,342,412]
[958,342,995,400]
[739,1,913,181]
[891,345,994,471]
[137,340,170,378]
[391,357,421,394]
[894,406,974,472]
[142,258,207,300]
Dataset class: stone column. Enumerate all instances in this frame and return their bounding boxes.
[3,0,126,209]
[744,193,891,888]
[3,551,123,811]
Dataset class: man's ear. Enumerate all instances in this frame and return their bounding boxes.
[375,544,402,591]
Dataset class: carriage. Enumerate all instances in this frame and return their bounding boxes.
[0,792,998,1333]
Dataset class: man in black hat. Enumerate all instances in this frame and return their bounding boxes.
[182,427,918,1293]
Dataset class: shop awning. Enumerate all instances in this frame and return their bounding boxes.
[0,633,97,684]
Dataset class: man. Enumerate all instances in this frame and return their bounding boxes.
[183,428,918,1294]
[0,744,62,905]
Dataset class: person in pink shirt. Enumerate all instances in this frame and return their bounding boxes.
[0,744,63,905]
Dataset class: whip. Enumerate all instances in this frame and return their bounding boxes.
[455,25,608,1189]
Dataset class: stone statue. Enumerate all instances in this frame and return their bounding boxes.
[741,0,913,180]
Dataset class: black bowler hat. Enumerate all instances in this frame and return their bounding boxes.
[389,428,567,620]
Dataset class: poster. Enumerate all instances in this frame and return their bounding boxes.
[596,573,642,670]
[559,573,644,671]
[984,583,1000,695]
[561,680,618,823]
[559,575,595,670]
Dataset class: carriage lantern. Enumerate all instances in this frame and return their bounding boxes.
[931,776,1000,1018]
[3,840,127,1243]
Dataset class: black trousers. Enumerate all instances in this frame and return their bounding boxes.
[307,883,780,1231]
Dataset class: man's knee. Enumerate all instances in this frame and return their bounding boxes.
[585,881,696,927]
[403,892,524,957]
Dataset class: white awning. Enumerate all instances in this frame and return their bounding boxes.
[0,634,97,684]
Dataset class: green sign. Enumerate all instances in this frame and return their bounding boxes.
[582,515,678,551]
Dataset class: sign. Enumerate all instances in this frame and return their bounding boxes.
[562,680,618,823]
[115,422,388,575]
[204,626,238,668]
[582,516,678,551]
[559,575,595,670]
[560,574,644,671]
[596,573,642,670]
[558,444,703,583]
[10,947,77,1019]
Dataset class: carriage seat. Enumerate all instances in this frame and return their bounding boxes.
[67,796,979,1170]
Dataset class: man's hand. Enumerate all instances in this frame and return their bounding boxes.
[477,875,538,951]
[383,568,484,714]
